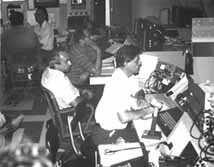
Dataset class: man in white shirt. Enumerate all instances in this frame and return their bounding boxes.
[41,50,93,110]
[34,7,54,68]
[96,45,144,130]
[34,20,54,51]
[92,45,161,145]
[34,7,54,51]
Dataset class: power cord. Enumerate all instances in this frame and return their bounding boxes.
[190,109,214,163]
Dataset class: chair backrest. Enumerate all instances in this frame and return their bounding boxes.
[42,86,75,139]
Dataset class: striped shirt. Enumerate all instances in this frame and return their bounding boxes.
[67,44,97,85]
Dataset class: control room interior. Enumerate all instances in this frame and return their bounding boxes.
[0,0,214,167]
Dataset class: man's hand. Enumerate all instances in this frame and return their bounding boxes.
[134,89,145,100]
[91,67,101,76]
[81,89,93,100]
[79,72,90,82]
[150,99,163,110]
[71,89,93,107]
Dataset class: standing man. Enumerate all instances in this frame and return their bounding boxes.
[34,7,54,68]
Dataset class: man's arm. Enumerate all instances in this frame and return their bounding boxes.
[69,89,93,107]
[118,98,163,123]
[117,106,154,124]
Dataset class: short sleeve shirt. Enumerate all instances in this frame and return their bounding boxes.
[41,67,80,109]
[95,68,140,130]
[34,21,54,51]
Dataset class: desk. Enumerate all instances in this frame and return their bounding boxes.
[132,93,209,165]
[98,143,144,167]
[90,56,115,85]
[133,94,177,149]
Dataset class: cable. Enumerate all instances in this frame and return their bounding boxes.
[189,107,205,139]
[189,118,201,140]
[196,109,214,163]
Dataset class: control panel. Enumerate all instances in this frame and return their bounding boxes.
[144,61,185,94]
[174,82,205,129]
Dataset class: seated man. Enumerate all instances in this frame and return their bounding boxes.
[41,49,93,110]
[67,28,102,86]
[91,45,162,145]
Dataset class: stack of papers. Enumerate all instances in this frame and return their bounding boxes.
[100,56,115,76]
[90,57,115,85]
[101,62,115,76]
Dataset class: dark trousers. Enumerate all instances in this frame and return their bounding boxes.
[82,123,146,166]
[89,123,139,146]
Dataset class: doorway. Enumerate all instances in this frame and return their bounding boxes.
[94,0,105,27]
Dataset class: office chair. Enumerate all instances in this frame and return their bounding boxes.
[42,86,95,137]
[42,86,96,165]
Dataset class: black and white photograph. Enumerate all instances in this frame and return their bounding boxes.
[0,0,214,167]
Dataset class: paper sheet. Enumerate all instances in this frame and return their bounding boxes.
[102,56,115,63]
[105,43,123,55]
[98,143,143,166]
[137,53,158,82]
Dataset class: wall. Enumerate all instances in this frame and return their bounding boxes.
[132,0,172,21]
[131,0,213,84]
[192,57,214,83]
[132,0,202,23]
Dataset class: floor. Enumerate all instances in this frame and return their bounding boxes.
[0,82,105,166]
[0,83,104,148]
[0,84,49,147]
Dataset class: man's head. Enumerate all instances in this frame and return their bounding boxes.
[49,50,72,73]
[73,28,91,45]
[116,45,142,76]
[34,7,48,25]
[9,11,24,26]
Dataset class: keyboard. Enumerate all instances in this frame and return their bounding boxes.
[157,107,183,137]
